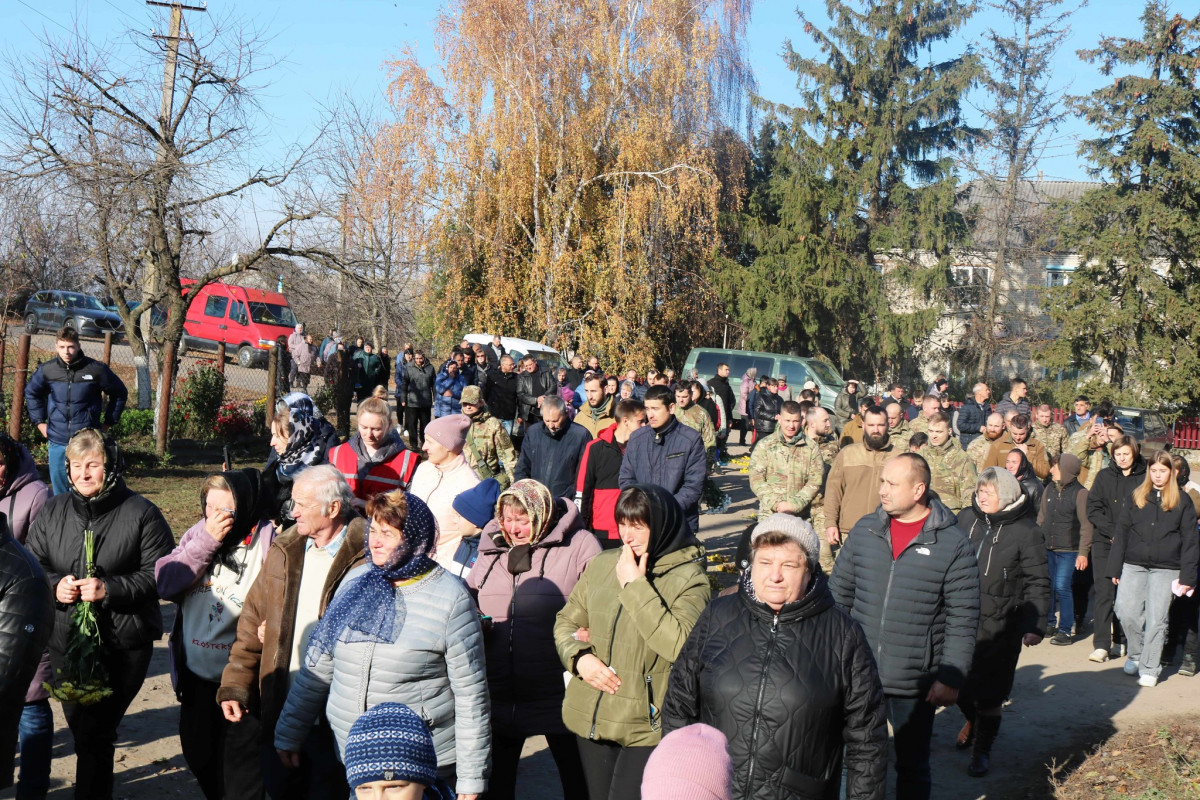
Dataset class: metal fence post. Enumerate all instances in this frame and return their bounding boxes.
[9,335,31,441]
[266,345,279,428]
[156,339,177,457]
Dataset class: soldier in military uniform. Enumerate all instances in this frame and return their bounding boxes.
[885,402,914,451]
[968,413,1007,472]
[749,401,824,524]
[922,412,977,512]
[460,385,517,489]
[1032,403,1070,461]
[908,394,941,435]
[802,405,842,573]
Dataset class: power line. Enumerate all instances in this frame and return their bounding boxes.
[14,0,74,34]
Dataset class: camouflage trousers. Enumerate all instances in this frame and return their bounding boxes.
[810,505,842,575]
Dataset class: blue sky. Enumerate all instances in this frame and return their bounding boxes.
[2,0,1156,186]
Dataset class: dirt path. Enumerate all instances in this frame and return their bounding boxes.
[5,442,1200,799]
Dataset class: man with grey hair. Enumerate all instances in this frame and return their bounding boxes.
[513,395,591,499]
[218,464,365,800]
[957,383,992,449]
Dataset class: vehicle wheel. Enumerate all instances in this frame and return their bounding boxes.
[64,319,76,333]
[24,314,38,335]
[237,345,255,369]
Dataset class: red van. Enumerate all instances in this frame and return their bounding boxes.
[180,280,298,368]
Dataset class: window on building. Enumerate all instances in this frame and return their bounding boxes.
[1045,265,1073,288]
[950,265,992,308]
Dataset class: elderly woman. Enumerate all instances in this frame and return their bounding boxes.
[662,514,887,799]
[155,468,276,800]
[954,468,1049,777]
[26,430,174,800]
[467,479,602,800]
[555,485,710,799]
[273,491,490,798]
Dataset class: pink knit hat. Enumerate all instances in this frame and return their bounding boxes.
[424,414,471,453]
[641,724,733,800]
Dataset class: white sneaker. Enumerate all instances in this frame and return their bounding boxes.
[1088,648,1110,663]
[1123,658,1140,676]
[1137,674,1157,688]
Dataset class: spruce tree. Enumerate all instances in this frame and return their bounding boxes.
[1044,2,1200,408]
[718,0,979,380]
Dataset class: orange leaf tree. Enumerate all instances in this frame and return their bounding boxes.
[394,0,751,370]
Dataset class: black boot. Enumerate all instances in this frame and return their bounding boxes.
[968,714,1002,777]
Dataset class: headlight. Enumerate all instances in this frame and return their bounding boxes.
[258,339,273,348]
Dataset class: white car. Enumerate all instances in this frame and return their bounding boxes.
[462,334,566,371]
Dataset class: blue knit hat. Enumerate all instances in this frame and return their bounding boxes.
[452,478,502,529]
[344,703,438,789]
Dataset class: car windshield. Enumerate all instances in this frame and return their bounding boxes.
[64,294,106,311]
[247,302,297,327]
[805,359,844,386]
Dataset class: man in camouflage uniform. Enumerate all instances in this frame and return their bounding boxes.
[922,412,977,512]
[803,405,841,573]
[460,385,517,489]
[1032,403,1069,461]
[674,381,717,454]
[749,400,824,523]
[1066,402,1116,489]
[908,394,941,435]
[968,412,1006,472]
[885,402,914,451]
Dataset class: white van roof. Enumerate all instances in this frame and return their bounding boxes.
[462,334,561,357]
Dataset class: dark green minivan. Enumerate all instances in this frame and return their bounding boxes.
[681,347,847,418]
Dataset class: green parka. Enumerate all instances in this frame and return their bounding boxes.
[554,485,710,747]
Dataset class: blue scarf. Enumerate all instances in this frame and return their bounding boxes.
[305,493,437,666]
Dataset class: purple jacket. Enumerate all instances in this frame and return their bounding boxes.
[2,445,51,703]
[155,518,275,693]
[466,501,600,736]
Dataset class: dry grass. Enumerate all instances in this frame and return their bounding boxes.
[1054,721,1200,800]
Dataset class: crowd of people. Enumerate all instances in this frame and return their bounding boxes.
[0,325,1196,800]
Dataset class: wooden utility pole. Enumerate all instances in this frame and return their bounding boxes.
[145,0,206,454]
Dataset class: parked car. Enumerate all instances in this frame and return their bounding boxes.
[24,290,124,338]
[1112,406,1172,454]
[461,334,566,372]
[681,347,847,416]
[180,280,299,368]
[106,300,168,334]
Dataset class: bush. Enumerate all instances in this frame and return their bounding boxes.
[250,398,269,437]
[311,384,335,417]
[170,361,226,441]
[214,402,255,440]
[113,409,154,439]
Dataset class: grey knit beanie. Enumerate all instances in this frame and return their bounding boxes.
[750,513,821,566]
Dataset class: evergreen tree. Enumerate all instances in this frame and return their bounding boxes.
[1044,2,1200,409]
[962,0,1078,379]
[717,0,979,380]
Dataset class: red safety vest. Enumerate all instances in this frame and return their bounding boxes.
[328,442,421,500]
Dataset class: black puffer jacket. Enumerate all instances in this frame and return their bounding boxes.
[957,495,1049,647]
[24,354,128,446]
[1109,490,1200,582]
[829,498,980,696]
[0,520,53,789]
[663,572,886,800]
[26,471,174,654]
[1087,457,1146,545]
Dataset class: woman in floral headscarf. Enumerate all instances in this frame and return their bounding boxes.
[273,491,491,798]
[262,393,339,523]
[465,479,602,800]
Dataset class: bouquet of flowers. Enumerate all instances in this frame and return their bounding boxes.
[44,530,112,705]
